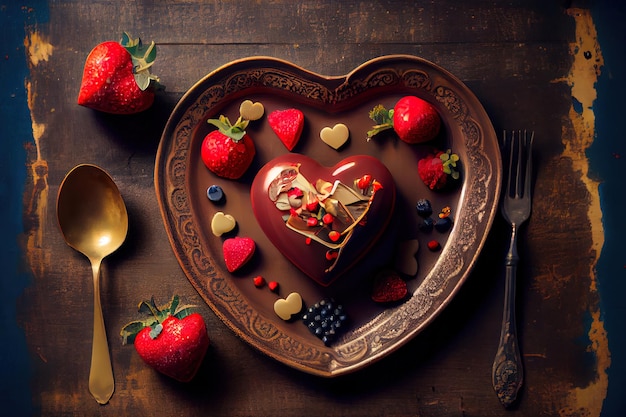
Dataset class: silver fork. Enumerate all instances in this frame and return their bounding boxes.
[492,130,534,408]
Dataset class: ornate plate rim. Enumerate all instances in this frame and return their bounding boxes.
[155,55,501,377]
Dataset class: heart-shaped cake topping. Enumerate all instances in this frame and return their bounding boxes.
[251,153,396,286]
[320,123,349,149]
[239,99,265,121]
[274,292,303,320]
[211,212,236,236]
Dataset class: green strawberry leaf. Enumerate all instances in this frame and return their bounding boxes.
[149,323,163,340]
[169,294,180,314]
[173,306,196,319]
[208,115,249,142]
[120,319,156,345]
[121,32,132,48]
[120,32,160,91]
[439,149,461,181]
[366,105,394,140]
[121,294,196,345]
[134,70,151,91]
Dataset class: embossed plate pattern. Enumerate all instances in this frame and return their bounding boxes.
[155,55,501,376]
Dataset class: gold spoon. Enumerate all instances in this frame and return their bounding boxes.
[57,164,128,404]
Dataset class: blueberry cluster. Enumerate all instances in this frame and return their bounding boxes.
[416,199,453,233]
[301,299,348,346]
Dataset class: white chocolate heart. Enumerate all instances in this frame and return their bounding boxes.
[211,212,237,236]
[394,239,419,276]
[239,100,265,121]
[274,292,303,321]
[320,123,349,149]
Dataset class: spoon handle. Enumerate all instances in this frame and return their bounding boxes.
[89,260,114,404]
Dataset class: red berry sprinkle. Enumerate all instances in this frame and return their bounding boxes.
[357,174,372,190]
[268,281,279,293]
[306,199,319,212]
[427,240,441,251]
[253,276,266,288]
[328,231,341,242]
[325,250,338,260]
[307,217,318,227]
[322,213,334,225]
[305,237,312,245]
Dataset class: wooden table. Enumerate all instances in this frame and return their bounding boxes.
[2,1,624,416]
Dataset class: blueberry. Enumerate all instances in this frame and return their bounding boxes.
[416,199,433,217]
[206,185,224,203]
[435,217,453,233]
[419,217,434,232]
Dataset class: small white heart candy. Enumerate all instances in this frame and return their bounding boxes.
[239,100,265,121]
[274,292,303,321]
[320,123,350,149]
[211,212,237,236]
[394,239,420,276]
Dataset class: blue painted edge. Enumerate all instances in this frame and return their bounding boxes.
[0,2,48,416]
[589,2,626,416]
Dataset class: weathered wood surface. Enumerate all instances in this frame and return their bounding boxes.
[11,0,615,415]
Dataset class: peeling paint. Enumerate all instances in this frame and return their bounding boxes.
[556,8,609,417]
[23,32,51,277]
[24,31,54,66]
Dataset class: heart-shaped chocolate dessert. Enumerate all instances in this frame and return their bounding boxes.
[251,153,396,286]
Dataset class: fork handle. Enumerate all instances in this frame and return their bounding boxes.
[492,224,524,407]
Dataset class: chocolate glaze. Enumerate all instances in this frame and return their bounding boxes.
[250,153,396,286]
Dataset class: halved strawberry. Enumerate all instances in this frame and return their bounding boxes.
[201,115,256,179]
[367,96,441,144]
[77,32,160,114]
[417,149,460,190]
[268,109,304,151]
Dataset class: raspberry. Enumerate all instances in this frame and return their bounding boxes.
[371,271,408,304]
[417,150,460,190]
[418,154,447,190]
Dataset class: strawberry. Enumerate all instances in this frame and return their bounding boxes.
[268,109,304,150]
[120,295,209,383]
[223,236,256,272]
[78,32,159,114]
[201,115,256,179]
[367,96,441,144]
[417,149,460,190]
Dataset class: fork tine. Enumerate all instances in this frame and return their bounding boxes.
[503,130,514,198]
[511,130,526,198]
[524,131,534,199]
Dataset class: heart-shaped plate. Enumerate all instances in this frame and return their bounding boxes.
[155,55,501,376]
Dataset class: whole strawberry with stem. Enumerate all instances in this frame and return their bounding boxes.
[201,115,256,179]
[367,96,441,144]
[78,32,160,114]
[120,295,209,383]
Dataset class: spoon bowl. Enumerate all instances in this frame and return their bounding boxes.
[57,164,128,404]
